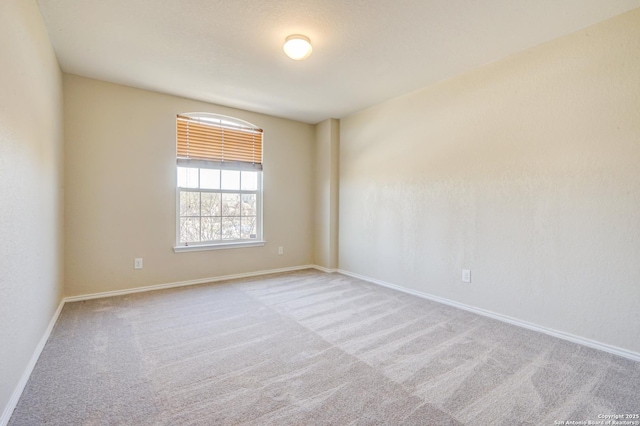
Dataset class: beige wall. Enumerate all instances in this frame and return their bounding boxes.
[339,9,640,353]
[314,119,340,269]
[64,75,315,296]
[0,0,64,418]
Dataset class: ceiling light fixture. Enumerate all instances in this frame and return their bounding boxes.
[283,34,312,60]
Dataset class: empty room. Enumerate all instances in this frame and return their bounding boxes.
[1,0,639,424]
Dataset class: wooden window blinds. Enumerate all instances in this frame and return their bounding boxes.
[176,114,263,170]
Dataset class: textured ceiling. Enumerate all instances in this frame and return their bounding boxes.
[37,0,640,124]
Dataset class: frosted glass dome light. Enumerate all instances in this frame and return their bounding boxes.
[283,35,312,60]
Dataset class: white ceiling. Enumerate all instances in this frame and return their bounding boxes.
[37,0,640,124]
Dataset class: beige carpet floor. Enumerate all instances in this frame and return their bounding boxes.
[9,269,640,425]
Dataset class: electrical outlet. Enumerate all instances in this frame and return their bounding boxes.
[278,246,284,255]
[462,269,471,283]
[134,258,143,269]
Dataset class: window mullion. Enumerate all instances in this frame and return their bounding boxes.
[199,191,202,243]
[239,172,243,225]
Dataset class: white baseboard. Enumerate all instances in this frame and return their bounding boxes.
[337,268,640,363]
[64,264,316,302]
[1,299,65,426]
[311,265,337,273]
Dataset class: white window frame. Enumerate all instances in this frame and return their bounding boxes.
[173,113,265,253]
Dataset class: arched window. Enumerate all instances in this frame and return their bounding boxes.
[174,113,264,251]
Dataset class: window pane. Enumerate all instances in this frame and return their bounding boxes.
[221,170,240,190]
[221,193,240,216]
[201,217,221,241]
[241,216,257,239]
[221,217,240,240]
[180,191,200,216]
[201,192,221,216]
[200,169,220,189]
[241,194,257,216]
[180,217,200,243]
[177,167,199,188]
[241,171,258,190]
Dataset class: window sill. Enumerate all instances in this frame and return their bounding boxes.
[173,241,266,253]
